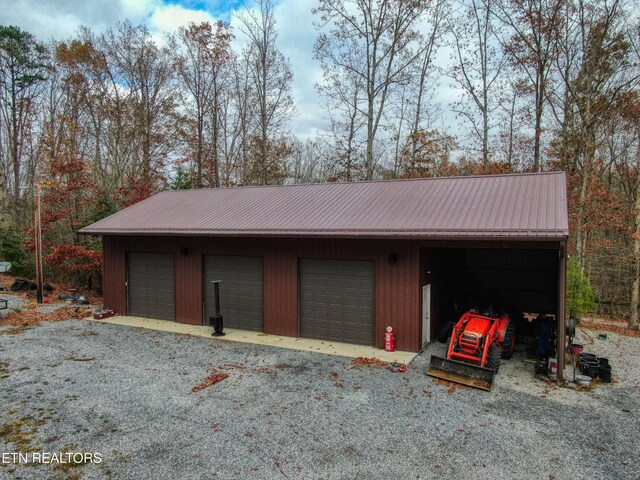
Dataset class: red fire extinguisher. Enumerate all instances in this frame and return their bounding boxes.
[384,326,395,352]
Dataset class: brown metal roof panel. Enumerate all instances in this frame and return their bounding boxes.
[79,172,569,239]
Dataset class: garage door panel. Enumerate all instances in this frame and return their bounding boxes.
[204,255,263,331]
[127,253,175,321]
[300,259,374,345]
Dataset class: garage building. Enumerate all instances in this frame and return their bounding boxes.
[80,172,569,367]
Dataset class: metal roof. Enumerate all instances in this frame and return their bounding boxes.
[79,172,569,240]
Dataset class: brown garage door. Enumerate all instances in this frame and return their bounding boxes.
[127,253,175,320]
[204,255,263,331]
[299,259,375,345]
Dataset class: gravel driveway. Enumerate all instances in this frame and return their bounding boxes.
[1,319,638,480]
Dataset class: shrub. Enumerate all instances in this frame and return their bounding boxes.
[0,225,34,277]
[44,244,102,290]
[567,257,597,319]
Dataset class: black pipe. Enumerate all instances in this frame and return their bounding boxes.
[210,280,225,337]
[214,281,221,315]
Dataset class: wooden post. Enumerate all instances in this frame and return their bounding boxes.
[557,241,567,384]
[34,183,43,304]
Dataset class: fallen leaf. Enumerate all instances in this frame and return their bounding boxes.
[192,369,229,393]
[579,320,640,337]
[351,357,387,368]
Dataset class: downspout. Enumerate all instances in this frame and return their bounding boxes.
[557,240,567,385]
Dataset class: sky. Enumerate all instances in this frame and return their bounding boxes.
[0,0,460,140]
[2,0,457,141]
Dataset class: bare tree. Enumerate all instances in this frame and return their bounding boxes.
[57,28,143,194]
[0,26,49,219]
[287,137,335,183]
[219,50,257,186]
[55,30,123,192]
[448,0,505,165]
[318,57,367,181]
[554,0,637,265]
[314,0,428,179]
[401,0,448,175]
[610,20,640,329]
[495,0,564,171]
[629,20,640,330]
[102,21,177,193]
[493,77,531,168]
[612,103,640,329]
[170,22,233,188]
[236,0,294,185]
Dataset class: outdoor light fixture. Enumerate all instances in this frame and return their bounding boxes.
[180,248,190,256]
[389,253,398,264]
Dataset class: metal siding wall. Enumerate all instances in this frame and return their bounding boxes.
[175,237,203,325]
[103,236,127,314]
[263,239,298,337]
[557,242,567,380]
[296,238,420,351]
[101,235,422,351]
[374,242,420,352]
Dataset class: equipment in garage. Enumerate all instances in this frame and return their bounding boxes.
[425,248,558,345]
[299,259,374,345]
[204,255,263,331]
[427,309,516,390]
[127,253,175,320]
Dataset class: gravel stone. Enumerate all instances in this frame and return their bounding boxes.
[0,294,25,318]
[0,319,638,479]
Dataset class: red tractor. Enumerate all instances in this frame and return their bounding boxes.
[428,309,516,390]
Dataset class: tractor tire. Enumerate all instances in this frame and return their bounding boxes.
[437,321,455,343]
[501,322,516,359]
[487,342,501,372]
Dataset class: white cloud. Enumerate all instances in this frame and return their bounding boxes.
[122,0,162,21]
[147,4,217,34]
[3,0,217,39]
[228,0,327,139]
[3,0,457,141]
[2,0,132,39]
[2,0,351,139]
[273,0,328,138]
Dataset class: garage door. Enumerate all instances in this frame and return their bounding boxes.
[127,253,175,320]
[299,259,375,345]
[204,255,263,331]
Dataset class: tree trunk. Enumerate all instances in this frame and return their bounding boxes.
[345,99,358,182]
[10,79,22,221]
[482,104,489,166]
[575,167,588,266]
[533,70,543,172]
[211,81,220,188]
[197,114,204,188]
[506,92,516,168]
[630,179,640,330]
[212,110,219,188]
[366,94,375,180]
[260,32,268,185]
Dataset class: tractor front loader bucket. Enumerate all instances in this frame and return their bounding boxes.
[427,356,495,391]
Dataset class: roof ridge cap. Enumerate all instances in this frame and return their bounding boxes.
[160,171,566,194]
